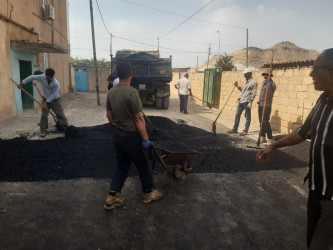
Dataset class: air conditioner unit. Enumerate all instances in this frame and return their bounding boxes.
[43,5,54,20]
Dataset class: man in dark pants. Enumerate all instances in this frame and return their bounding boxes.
[18,68,68,137]
[104,62,163,210]
[258,69,276,144]
[256,49,333,249]
[175,73,192,114]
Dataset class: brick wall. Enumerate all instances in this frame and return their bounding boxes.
[176,68,320,134]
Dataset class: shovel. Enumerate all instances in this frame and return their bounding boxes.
[11,78,79,138]
[33,83,64,131]
[191,95,213,109]
[212,83,237,135]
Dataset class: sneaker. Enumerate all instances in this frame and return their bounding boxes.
[260,136,267,143]
[143,190,164,203]
[239,131,247,136]
[183,112,189,115]
[227,129,237,134]
[40,130,47,137]
[104,192,126,210]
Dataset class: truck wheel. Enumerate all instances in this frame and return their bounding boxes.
[155,97,163,109]
[162,97,169,109]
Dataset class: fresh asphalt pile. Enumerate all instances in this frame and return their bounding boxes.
[0,116,309,182]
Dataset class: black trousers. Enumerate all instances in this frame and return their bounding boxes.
[258,105,273,139]
[307,190,333,249]
[109,131,155,193]
[179,95,189,113]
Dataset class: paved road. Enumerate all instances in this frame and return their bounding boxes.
[0,92,309,250]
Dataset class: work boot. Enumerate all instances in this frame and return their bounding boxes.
[104,192,126,210]
[40,130,47,137]
[143,189,164,203]
[227,129,237,134]
[239,131,247,136]
[260,136,267,143]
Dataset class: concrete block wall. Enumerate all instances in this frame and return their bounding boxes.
[87,67,110,93]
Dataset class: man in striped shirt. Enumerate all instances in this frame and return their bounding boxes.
[256,48,333,249]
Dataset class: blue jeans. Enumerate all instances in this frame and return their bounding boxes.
[233,102,251,133]
[179,95,189,113]
[110,130,155,193]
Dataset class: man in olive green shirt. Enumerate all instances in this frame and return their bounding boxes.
[104,62,163,210]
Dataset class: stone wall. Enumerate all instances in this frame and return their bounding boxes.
[87,67,111,93]
[175,68,319,134]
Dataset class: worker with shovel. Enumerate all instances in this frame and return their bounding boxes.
[104,62,163,210]
[256,49,333,249]
[17,68,69,137]
[258,69,276,144]
[228,68,257,136]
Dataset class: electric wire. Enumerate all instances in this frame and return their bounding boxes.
[160,0,216,38]
[95,0,110,34]
[121,0,244,29]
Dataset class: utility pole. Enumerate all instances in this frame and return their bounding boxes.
[246,28,249,68]
[110,33,113,62]
[197,56,198,71]
[217,30,220,55]
[207,43,211,69]
[89,0,101,106]
[157,37,160,51]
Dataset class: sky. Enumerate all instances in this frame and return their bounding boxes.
[68,0,333,68]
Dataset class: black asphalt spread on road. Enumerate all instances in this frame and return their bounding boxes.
[0,116,309,182]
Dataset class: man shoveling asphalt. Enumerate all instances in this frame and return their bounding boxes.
[17,68,69,137]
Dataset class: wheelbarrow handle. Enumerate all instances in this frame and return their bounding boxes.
[150,143,168,169]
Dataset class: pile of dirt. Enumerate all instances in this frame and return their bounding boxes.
[0,116,309,182]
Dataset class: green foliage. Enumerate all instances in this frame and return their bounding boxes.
[70,57,111,67]
[215,53,236,71]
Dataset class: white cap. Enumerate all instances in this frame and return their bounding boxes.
[242,68,253,74]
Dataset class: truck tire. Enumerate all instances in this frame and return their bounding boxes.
[155,97,163,109]
[162,97,169,109]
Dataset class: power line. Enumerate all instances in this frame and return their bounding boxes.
[95,0,109,34]
[122,0,244,29]
[112,35,207,53]
[160,0,216,38]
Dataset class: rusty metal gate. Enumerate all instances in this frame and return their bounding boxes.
[203,68,217,107]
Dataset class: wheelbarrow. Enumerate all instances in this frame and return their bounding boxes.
[149,142,202,180]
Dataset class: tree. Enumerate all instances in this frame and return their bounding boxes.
[70,57,111,67]
[215,53,236,71]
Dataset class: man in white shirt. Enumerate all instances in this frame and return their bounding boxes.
[175,73,193,114]
[17,68,68,137]
[112,78,119,87]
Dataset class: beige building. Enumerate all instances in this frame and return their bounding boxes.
[0,0,71,121]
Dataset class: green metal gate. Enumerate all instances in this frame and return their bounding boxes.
[203,68,217,107]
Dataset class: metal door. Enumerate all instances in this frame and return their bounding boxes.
[75,67,88,92]
[203,68,217,107]
[19,60,33,109]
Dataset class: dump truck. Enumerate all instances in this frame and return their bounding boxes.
[110,50,172,109]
